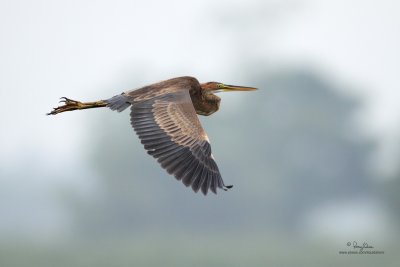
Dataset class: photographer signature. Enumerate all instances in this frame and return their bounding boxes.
[347,241,374,252]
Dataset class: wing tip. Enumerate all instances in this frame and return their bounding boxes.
[196,182,233,196]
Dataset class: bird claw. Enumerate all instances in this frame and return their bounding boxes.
[59,97,78,104]
[48,97,82,115]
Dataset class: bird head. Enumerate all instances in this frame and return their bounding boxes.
[200,82,257,94]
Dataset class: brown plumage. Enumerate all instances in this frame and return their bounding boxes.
[48,76,256,195]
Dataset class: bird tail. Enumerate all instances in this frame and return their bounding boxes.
[105,94,131,112]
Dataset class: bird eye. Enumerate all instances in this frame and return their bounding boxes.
[217,83,224,89]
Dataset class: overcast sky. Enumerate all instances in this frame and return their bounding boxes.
[0,0,399,176]
[264,0,400,174]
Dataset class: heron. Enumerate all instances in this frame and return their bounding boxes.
[48,76,257,195]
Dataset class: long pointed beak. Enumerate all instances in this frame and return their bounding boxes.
[222,84,257,92]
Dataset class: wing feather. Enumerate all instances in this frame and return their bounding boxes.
[129,89,230,195]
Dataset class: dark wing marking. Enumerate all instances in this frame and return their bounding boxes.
[130,90,230,195]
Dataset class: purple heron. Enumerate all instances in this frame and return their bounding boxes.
[48,76,256,195]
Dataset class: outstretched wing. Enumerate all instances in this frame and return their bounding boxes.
[129,90,230,195]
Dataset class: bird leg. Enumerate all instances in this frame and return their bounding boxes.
[47,97,107,115]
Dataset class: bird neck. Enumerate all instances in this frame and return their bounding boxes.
[190,91,220,116]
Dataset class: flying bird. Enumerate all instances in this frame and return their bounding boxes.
[48,76,256,195]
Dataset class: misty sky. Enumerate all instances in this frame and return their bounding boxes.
[0,0,399,176]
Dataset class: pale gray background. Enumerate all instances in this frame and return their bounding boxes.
[0,0,399,266]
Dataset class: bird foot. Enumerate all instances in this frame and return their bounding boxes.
[47,97,83,115]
